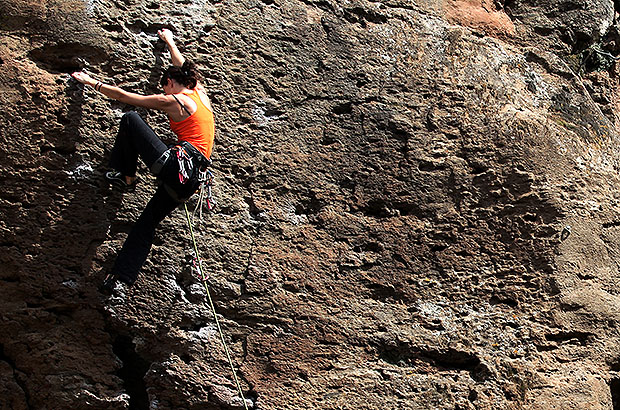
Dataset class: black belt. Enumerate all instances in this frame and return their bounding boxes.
[177,141,211,168]
[150,141,211,175]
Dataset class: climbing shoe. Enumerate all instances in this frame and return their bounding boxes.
[105,171,137,191]
[99,273,119,296]
[100,273,133,296]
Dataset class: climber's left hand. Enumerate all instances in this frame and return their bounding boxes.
[71,71,96,87]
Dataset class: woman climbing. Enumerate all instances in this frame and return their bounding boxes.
[71,28,215,294]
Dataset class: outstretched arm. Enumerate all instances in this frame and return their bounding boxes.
[71,71,176,112]
[158,29,185,67]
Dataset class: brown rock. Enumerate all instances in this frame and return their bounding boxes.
[2,0,620,409]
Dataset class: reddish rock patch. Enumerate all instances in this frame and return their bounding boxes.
[444,0,515,37]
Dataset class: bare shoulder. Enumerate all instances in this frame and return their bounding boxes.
[196,82,213,111]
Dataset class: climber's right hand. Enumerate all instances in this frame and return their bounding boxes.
[71,71,96,87]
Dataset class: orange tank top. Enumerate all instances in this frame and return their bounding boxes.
[169,89,214,159]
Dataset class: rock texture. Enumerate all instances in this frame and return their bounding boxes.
[3,0,620,409]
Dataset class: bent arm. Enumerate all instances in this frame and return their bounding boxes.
[159,29,185,67]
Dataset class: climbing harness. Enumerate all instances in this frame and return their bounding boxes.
[151,149,171,175]
[151,141,215,204]
[183,203,248,410]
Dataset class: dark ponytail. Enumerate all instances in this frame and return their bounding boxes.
[160,60,199,89]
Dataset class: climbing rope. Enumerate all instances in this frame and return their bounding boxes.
[183,203,249,410]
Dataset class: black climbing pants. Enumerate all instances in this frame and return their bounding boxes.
[109,112,179,284]
[109,111,167,177]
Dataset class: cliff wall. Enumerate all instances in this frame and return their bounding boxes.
[3,0,620,409]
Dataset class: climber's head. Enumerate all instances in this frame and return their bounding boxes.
[160,60,199,93]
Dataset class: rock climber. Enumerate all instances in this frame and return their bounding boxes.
[71,28,214,294]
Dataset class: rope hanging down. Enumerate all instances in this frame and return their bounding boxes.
[184,203,249,410]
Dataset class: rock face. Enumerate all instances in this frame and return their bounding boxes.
[3,0,620,409]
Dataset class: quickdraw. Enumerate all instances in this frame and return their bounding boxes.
[192,169,217,224]
[176,146,193,184]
